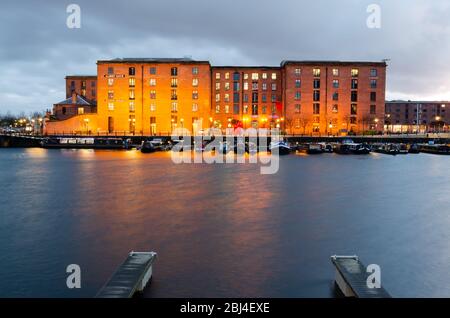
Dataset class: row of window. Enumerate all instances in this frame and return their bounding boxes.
[107,77,200,87]
[70,81,96,88]
[107,102,200,113]
[293,91,377,102]
[215,93,278,103]
[215,82,277,91]
[108,66,199,76]
[293,104,377,115]
[214,104,279,115]
[292,79,377,89]
[215,72,278,81]
[294,68,378,78]
[107,90,199,100]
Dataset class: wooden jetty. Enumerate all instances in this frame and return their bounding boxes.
[331,255,391,298]
[96,251,157,298]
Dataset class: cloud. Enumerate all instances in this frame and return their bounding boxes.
[0,0,450,113]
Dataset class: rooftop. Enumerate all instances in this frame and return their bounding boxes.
[280,60,388,67]
[97,58,210,65]
[55,94,94,106]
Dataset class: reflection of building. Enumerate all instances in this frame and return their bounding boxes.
[45,58,388,135]
[385,101,449,133]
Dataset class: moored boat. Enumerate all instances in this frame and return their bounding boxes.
[269,140,292,155]
[297,143,323,154]
[40,137,127,150]
[333,140,370,155]
[417,144,450,155]
[372,143,399,155]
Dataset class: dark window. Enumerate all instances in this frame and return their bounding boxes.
[370,105,376,114]
[252,92,258,103]
[108,67,114,75]
[333,80,339,88]
[313,90,320,101]
[233,93,240,103]
[370,69,378,77]
[150,67,156,75]
[233,72,240,81]
[351,91,358,102]
[233,82,240,91]
[333,92,339,101]
[62,107,66,114]
[295,79,301,88]
[370,92,376,102]
[262,94,267,102]
[313,79,320,89]
[243,94,248,102]
[129,67,135,76]
[252,104,258,115]
[370,79,377,89]
[108,117,114,133]
[171,67,178,76]
[313,103,320,114]
[233,104,240,114]
[351,103,357,115]
[351,79,358,89]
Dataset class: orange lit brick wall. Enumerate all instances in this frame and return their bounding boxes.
[283,62,386,135]
[96,62,211,135]
[65,76,97,102]
[211,67,283,130]
[44,114,98,135]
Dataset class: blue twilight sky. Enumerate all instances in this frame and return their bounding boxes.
[0,0,450,114]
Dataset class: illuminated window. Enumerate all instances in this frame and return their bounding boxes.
[192,103,198,112]
[192,67,199,75]
[150,90,156,99]
[81,81,86,88]
[215,105,220,113]
[252,73,259,80]
[149,78,156,86]
[215,94,220,102]
[224,94,230,102]
[225,72,230,79]
[192,90,198,100]
[225,105,230,113]
[351,103,357,115]
[129,89,135,100]
[244,73,249,80]
[243,105,248,114]
[294,68,301,76]
[332,68,339,76]
[129,67,135,76]
[171,78,178,87]
[78,107,84,115]
[192,78,199,87]
[262,73,267,79]
[332,104,338,113]
[313,68,321,77]
[171,102,178,112]
[108,78,114,86]
[271,73,277,80]
[150,103,156,112]
[262,83,267,90]
[244,82,248,90]
[272,83,277,91]
[171,89,177,100]
[129,78,135,87]
[108,102,114,111]
[81,89,86,96]
[216,82,220,90]
[129,101,135,112]
[108,90,114,99]
[216,73,221,80]
[295,104,301,113]
[225,82,230,90]
[351,69,359,77]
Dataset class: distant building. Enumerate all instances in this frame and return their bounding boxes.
[44,58,388,135]
[385,101,449,133]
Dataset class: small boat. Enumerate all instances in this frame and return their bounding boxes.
[140,139,170,153]
[318,142,333,153]
[297,143,323,154]
[408,143,420,154]
[372,143,399,155]
[398,143,408,154]
[269,140,291,155]
[333,140,370,155]
[417,144,450,155]
[140,140,156,153]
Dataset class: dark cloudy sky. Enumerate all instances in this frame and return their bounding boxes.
[1,0,450,114]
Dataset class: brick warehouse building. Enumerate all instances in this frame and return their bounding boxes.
[44,58,387,135]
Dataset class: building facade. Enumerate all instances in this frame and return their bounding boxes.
[385,101,449,133]
[45,58,388,135]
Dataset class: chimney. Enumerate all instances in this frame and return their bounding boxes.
[72,91,77,104]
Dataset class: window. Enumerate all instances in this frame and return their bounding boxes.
[313,79,320,89]
[91,90,96,97]
[351,79,358,89]
[370,105,376,114]
[333,92,339,101]
[252,82,258,90]
[233,72,240,81]
[313,68,321,77]
[150,117,156,135]
[252,104,258,115]
[244,73,249,80]
[262,105,267,114]
[262,73,268,79]
[192,67,199,75]
[78,107,84,115]
[350,117,357,124]
[108,117,114,132]
[295,92,301,100]
[243,94,248,102]
[216,73,221,80]
[295,79,301,88]
[262,94,267,102]
[171,78,178,87]
[351,91,358,102]
[192,90,198,100]
[332,104,338,113]
[150,103,156,112]
[215,105,220,113]
[271,94,276,102]
[252,92,258,103]
[81,81,86,88]
[150,90,156,99]
[225,105,230,114]
[233,104,240,114]
[244,82,248,90]
[351,68,359,77]
[252,73,259,80]
[225,72,230,80]
[70,81,75,88]
[271,73,277,80]
[243,105,248,114]
[313,103,320,114]
[233,93,239,103]
[233,82,239,91]
[294,68,301,76]
[171,102,178,112]
[108,67,114,75]
[215,93,220,102]
[225,82,230,90]
[224,93,230,102]
[295,104,301,113]
[128,67,136,76]
[91,81,96,88]
[370,92,377,102]
[108,78,114,86]
[149,78,156,86]
[192,78,199,87]
[129,101,135,112]
[192,103,198,112]
[332,68,339,76]
[108,102,114,111]
[333,80,339,88]
[108,90,114,99]
[262,83,267,90]
[215,82,220,90]
[171,89,177,100]
[351,103,357,115]
[81,89,86,97]
[150,67,156,75]
[129,78,135,87]
[171,67,178,76]
[370,79,377,89]
[313,90,320,101]
[370,69,377,77]
[272,83,277,91]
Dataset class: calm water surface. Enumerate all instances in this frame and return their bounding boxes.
[0,148,449,297]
